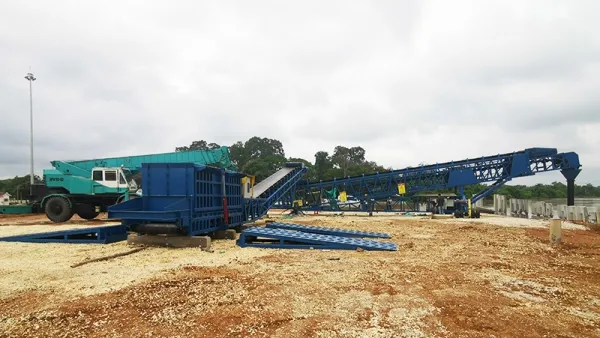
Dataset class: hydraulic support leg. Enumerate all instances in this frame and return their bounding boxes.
[567,179,575,206]
[561,169,581,207]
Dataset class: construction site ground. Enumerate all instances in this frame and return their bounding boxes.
[0,212,599,337]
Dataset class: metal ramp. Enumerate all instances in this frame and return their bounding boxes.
[252,166,296,198]
[0,225,127,244]
[237,227,398,251]
[265,222,391,238]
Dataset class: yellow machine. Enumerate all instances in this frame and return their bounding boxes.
[242,176,256,198]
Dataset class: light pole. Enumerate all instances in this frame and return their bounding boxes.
[24,72,36,187]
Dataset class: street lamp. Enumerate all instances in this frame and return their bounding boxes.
[24,72,36,187]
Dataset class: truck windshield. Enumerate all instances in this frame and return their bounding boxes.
[122,169,134,182]
[121,168,138,191]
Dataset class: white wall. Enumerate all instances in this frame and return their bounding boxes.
[0,194,10,206]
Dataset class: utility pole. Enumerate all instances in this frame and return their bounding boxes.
[25,71,36,187]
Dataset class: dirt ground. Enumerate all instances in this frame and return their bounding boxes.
[0,212,599,337]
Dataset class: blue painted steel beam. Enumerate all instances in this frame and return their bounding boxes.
[265,222,391,238]
[237,227,398,251]
[470,178,510,204]
[0,225,127,244]
[296,148,581,210]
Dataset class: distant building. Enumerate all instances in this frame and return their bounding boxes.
[0,192,11,206]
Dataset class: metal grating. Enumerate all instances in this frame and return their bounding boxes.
[0,225,128,244]
[265,222,391,238]
[237,227,397,251]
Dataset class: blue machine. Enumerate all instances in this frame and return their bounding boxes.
[295,148,582,215]
[108,147,582,235]
[108,162,308,236]
[6,147,581,246]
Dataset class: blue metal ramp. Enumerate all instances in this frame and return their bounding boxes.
[265,222,391,239]
[237,227,398,251]
[0,225,127,244]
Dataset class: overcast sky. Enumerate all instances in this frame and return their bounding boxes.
[1,0,598,185]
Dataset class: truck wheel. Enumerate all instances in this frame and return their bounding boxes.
[45,196,74,223]
[76,204,100,220]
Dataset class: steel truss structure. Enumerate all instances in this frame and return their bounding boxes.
[295,148,581,211]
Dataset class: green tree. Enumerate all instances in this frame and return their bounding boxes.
[228,137,288,180]
[175,140,222,152]
[0,175,43,200]
[243,137,285,158]
[242,155,287,181]
[229,141,247,169]
[331,146,366,177]
[289,157,315,181]
[177,137,289,178]
[313,151,333,181]
[311,146,388,181]
[176,140,207,152]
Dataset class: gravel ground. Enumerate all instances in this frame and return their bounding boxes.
[453,214,588,230]
[0,213,599,337]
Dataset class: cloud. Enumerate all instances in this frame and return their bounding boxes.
[0,0,598,186]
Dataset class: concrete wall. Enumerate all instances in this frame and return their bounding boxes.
[492,194,599,224]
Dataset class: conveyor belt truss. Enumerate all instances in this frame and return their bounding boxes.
[296,147,581,210]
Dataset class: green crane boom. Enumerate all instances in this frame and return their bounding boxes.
[55,146,233,174]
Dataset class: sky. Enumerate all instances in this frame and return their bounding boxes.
[1,0,598,186]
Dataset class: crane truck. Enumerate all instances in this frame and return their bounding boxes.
[31,147,233,223]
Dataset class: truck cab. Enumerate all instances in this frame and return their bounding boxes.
[39,166,140,223]
[90,167,138,193]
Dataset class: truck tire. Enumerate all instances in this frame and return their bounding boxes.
[76,204,100,220]
[45,196,74,223]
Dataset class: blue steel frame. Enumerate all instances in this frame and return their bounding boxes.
[109,163,245,235]
[296,148,581,211]
[109,163,308,235]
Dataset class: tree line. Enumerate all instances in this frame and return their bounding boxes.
[175,136,600,200]
[1,136,598,200]
[0,175,42,201]
[175,136,390,182]
[466,182,600,200]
